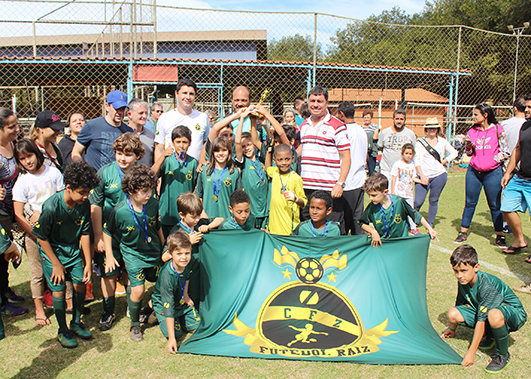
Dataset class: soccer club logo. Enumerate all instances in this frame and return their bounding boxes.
[195,123,201,131]
[224,247,397,358]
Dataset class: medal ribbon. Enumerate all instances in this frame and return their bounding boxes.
[175,152,187,167]
[377,195,395,238]
[249,158,264,182]
[127,198,150,243]
[178,220,193,234]
[170,263,188,306]
[212,167,228,199]
[310,221,329,237]
[279,170,291,192]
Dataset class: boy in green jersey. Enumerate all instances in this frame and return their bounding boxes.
[33,161,100,348]
[219,190,255,231]
[89,132,145,331]
[152,230,200,354]
[0,226,21,340]
[104,164,170,342]
[441,245,527,373]
[151,125,198,239]
[292,191,340,237]
[359,173,437,248]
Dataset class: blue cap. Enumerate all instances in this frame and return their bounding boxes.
[106,90,128,109]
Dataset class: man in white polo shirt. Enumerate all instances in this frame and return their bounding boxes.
[154,79,210,163]
[298,86,351,233]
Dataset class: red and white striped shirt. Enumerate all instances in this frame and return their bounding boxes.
[300,113,350,190]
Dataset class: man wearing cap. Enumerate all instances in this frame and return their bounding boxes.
[378,108,417,185]
[414,117,458,227]
[33,110,68,170]
[71,90,133,171]
[128,98,155,167]
[154,79,209,164]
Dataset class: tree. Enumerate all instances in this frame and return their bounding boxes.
[268,34,322,62]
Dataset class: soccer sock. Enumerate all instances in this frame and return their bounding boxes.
[73,290,86,324]
[491,325,509,356]
[102,296,115,314]
[53,296,68,332]
[128,299,142,326]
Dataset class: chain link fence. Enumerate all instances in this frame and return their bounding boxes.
[1,1,530,137]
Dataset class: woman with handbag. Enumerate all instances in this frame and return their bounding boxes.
[414,117,458,227]
[454,104,510,247]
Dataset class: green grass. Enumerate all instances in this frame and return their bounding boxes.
[3,169,531,378]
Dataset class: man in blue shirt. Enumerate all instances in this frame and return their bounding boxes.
[72,90,133,171]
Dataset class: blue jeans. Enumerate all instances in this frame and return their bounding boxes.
[461,166,503,231]
[414,172,448,227]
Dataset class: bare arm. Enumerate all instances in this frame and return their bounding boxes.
[264,145,273,170]
[91,204,104,253]
[361,223,382,248]
[209,111,243,142]
[71,141,86,162]
[255,104,289,145]
[151,146,173,176]
[462,320,485,366]
[235,109,253,162]
[390,176,396,195]
[80,234,92,283]
[501,142,521,188]
[331,149,351,198]
[154,143,166,163]
[13,202,37,239]
[38,238,65,285]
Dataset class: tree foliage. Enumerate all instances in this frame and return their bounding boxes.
[267,34,322,62]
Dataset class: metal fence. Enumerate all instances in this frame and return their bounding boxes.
[1,0,530,137]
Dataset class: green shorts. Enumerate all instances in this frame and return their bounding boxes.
[156,305,201,339]
[41,255,84,292]
[456,303,527,332]
[126,264,162,287]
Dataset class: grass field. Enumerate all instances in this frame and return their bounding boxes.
[2,169,531,379]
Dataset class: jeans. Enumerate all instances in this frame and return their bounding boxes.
[460,166,503,231]
[414,172,448,227]
[367,156,378,176]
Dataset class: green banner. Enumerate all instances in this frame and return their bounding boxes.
[179,231,461,364]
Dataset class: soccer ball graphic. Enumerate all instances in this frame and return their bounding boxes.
[295,257,324,284]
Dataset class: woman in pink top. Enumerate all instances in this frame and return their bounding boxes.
[454,104,509,246]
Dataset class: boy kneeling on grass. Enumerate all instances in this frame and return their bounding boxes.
[33,161,100,348]
[152,230,200,354]
[359,173,437,247]
[441,244,527,373]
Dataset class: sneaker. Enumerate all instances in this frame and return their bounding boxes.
[479,335,495,350]
[5,288,24,303]
[139,305,153,324]
[98,311,116,331]
[43,289,53,309]
[410,228,421,236]
[57,330,78,348]
[115,281,126,295]
[130,325,143,342]
[1,302,28,316]
[503,225,513,234]
[454,232,468,244]
[485,353,510,373]
[85,283,94,302]
[496,234,507,249]
[70,321,92,340]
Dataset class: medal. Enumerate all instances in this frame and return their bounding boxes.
[260,180,263,184]
[179,299,185,305]
[147,237,152,243]
[213,195,218,201]
[127,198,152,244]
[171,262,189,307]
[212,167,227,203]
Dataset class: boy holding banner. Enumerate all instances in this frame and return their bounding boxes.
[441,244,527,373]
[291,191,340,237]
[219,190,255,231]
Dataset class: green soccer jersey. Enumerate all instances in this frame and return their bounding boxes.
[0,227,11,254]
[33,191,91,266]
[89,161,127,222]
[195,167,242,219]
[159,154,198,227]
[292,220,341,237]
[152,259,198,319]
[219,214,256,231]
[456,270,526,322]
[104,195,162,270]
[359,194,423,238]
[235,157,269,218]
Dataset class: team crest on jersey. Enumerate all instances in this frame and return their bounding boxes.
[223,247,397,358]
[149,216,156,226]
[137,270,145,281]
[224,178,232,187]
[186,171,193,180]
[168,171,174,175]
[393,214,402,224]
[195,123,201,131]
[75,217,84,226]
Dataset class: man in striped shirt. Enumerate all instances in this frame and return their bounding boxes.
[298,86,351,234]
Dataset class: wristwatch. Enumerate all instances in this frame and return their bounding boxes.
[337,181,345,188]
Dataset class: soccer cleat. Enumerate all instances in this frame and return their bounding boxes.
[1,302,28,316]
[496,235,507,249]
[85,283,94,302]
[5,288,24,304]
[130,325,143,342]
[70,321,92,340]
[485,353,510,373]
[57,330,78,348]
[454,232,467,244]
[98,311,116,331]
[43,289,53,309]
[479,335,495,350]
[115,281,126,295]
